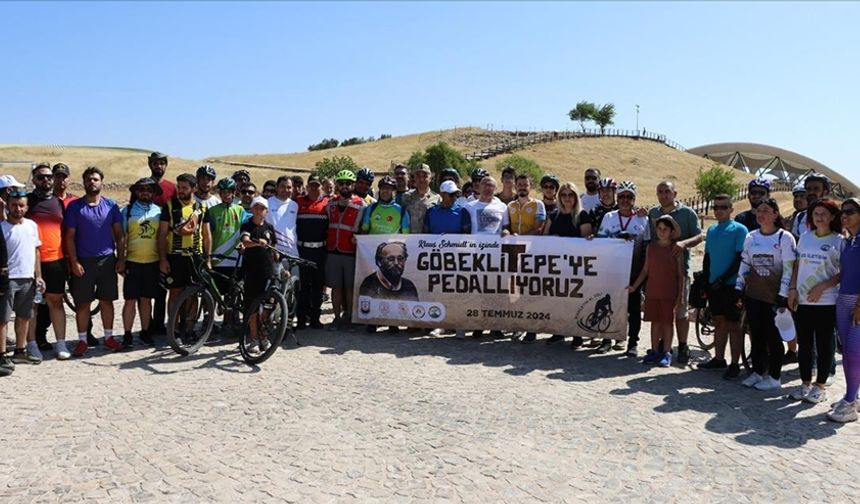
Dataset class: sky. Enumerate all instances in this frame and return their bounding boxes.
[2,1,859,182]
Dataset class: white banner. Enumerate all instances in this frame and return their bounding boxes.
[352,234,633,339]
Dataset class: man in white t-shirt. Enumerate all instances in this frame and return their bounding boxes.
[580,167,601,213]
[596,180,650,356]
[1,192,45,374]
[464,177,510,236]
[266,175,299,257]
[193,165,222,208]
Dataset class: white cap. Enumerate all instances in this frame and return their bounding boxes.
[0,175,25,189]
[439,180,461,194]
[251,196,268,209]
[774,309,796,342]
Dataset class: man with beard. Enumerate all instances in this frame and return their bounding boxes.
[734,178,770,232]
[148,152,174,335]
[401,164,440,234]
[393,164,409,205]
[290,176,305,200]
[231,170,252,191]
[787,183,808,239]
[355,168,377,204]
[580,167,601,212]
[359,241,419,301]
[261,180,277,199]
[119,178,162,347]
[239,182,257,213]
[507,174,547,343]
[791,173,831,239]
[64,166,125,355]
[207,178,246,304]
[157,173,212,319]
[295,174,329,330]
[324,170,367,332]
[496,165,516,204]
[51,163,77,207]
[25,163,71,359]
[580,177,618,238]
[193,165,221,207]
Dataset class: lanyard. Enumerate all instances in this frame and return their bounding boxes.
[617,212,633,232]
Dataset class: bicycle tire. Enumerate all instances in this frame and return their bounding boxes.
[63,290,101,316]
[597,314,610,333]
[220,281,246,339]
[239,290,287,365]
[166,285,216,356]
[740,310,752,372]
[695,307,716,351]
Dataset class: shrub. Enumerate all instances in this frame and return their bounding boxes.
[313,155,359,180]
[695,163,742,203]
[308,138,339,151]
[495,155,543,185]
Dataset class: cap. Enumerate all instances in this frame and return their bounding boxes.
[774,309,796,342]
[251,196,269,209]
[130,177,162,195]
[0,175,26,189]
[414,163,432,174]
[148,151,167,160]
[52,163,70,177]
[32,162,51,173]
[439,180,461,194]
[306,174,321,186]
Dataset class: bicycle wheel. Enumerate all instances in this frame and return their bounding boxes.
[597,314,610,333]
[239,290,287,365]
[695,306,716,351]
[221,281,246,339]
[63,289,101,316]
[167,285,216,356]
[740,309,752,372]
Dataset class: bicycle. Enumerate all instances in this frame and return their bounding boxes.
[694,305,752,371]
[238,247,316,365]
[585,309,612,333]
[165,249,246,356]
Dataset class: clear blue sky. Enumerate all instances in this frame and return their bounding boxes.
[2,1,859,182]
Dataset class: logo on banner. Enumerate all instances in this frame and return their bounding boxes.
[576,292,617,334]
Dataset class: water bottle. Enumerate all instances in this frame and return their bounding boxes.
[34,280,45,305]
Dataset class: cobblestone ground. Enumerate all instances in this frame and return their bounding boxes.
[2,300,860,503]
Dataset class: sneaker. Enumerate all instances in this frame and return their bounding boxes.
[72,340,88,357]
[741,372,764,388]
[140,330,154,346]
[455,330,466,339]
[626,344,638,357]
[26,341,44,362]
[247,340,259,354]
[642,349,659,365]
[595,339,612,354]
[658,352,672,367]
[491,330,505,339]
[827,400,858,423]
[723,363,741,380]
[826,374,835,387]
[365,325,377,334]
[104,336,124,352]
[471,330,484,339]
[546,335,565,344]
[570,336,584,349]
[122,334,134,349]
[782,350,798,364]
[586,338,602,348]
[698,358,728,370]
[804,386,828,404]
[259,338,271,352]
[789,384,812,401]
[12,348,41,365]
[754,376,781,391]
[326,319,341,332]
[387,326,400,334]
[429,328,445,337]
[677,344,690,365]
[612,341,625,351]
[0,354,15,375]
[87,334,100,347]
[36,337,53,352]
[295,320,307,331]
[54,341,71,361]
[520,332,536,344]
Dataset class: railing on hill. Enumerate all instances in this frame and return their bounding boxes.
[463,128,685,161]
[679,180,793,215]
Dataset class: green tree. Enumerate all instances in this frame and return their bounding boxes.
[593,103,616,134]
[495,155,543,185]
[307,138,339,151]
[567,101,596,132]
[406,151,427,171]
[313,155,359,180]
[695,163,742,204]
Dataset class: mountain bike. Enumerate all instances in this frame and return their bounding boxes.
[695,305,752,371]
[166,249,246,356]
[239,248,316,365]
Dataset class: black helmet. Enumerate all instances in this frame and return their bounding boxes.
[440,167,460,182]
[378,175,397,189]
[540,174,560,190]
[357,167,375,182]
[804,172,831,191]
[471,168,489,180]
[196,165,217,180]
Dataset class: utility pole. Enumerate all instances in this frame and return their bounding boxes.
[635,104,640,132]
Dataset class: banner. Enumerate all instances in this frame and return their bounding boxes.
[352,234,633,340]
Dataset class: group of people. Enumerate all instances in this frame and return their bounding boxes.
[2,154,859,424]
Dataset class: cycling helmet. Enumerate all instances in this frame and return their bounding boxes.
[804,172,831,191]
[357,167,375,182]
[539,174,560,190]
[378,175,396,188]
[748,177,771,191]
[196,165,217,180]
[471,168,489,180]
[440,167,460,181]
[597,177,617,190]
[232,169,251,180]
[217,177,236,190]
[617,180,637,196]
[335,169,357,182]
[791,183,807,195]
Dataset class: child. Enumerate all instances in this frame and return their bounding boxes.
[240,197,278,351]
[627,215,684,367]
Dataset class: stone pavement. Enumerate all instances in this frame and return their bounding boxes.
[2,304,860,503]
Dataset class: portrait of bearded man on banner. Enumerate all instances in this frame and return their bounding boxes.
[359,241,420,301]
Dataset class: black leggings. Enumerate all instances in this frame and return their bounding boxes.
[796,304,836,385]
[745,298,784,379]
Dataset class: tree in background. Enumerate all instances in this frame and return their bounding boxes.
[313,155,360,179]
[400,142,477,187]
[495,155,543,184]
[568,101,597,132]
[308,138,340,151]
[695,163,742,213]
[593,103,616,134]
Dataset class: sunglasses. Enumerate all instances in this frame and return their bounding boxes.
[35,174,53,181]
[713,205,731,211]
[7,190,27,198]
[842,208,858,216]
[241,189,256,195]
[541,185,556,190]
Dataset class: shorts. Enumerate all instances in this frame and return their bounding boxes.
[123,261,160,300]
[644,298,676,324]
[325,253,356,289]
[676,276,690,320]
[165,255,195,290]
[71,255,118,305]
[0,278,35,322]
[708,283,742,322]
[41,259,68,295]
[244,275,269,306]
